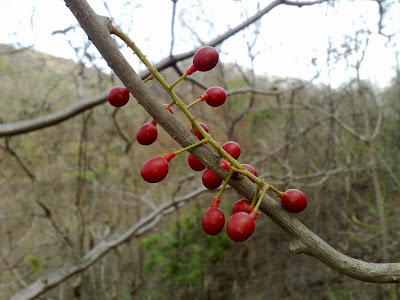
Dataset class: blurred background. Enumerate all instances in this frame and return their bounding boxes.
[0,0,399,299]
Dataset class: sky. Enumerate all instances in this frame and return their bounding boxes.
[0,0,399,88]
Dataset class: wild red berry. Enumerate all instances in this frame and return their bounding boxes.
[243,164,258,177]
[140,157,169,183]
[242,164,258,182]
[190,122,209,140]
[187,46,219,75]
[202,169,223,189]
[232,199,251,214]
[137,123,158,145]
[226,212,255,242]
[279,189,307,213]
[219,159,231,171]
[140,153,175,183]
[222,141,241,159]
[187,153,205,171]
[107,86,130,107]
[199,86,227,107]
[202,207,225,235]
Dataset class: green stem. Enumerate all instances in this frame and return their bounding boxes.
[186,98,202,109]
[269,185,283,196]
[249,185,261,210]
[216,170,235,199]
[169,73,188,90]
[254,184,269,212]
[174,139,207,155]
[143,74,154,83]
[166,100,175,110]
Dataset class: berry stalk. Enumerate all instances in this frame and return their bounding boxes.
[111,25,265,186]
[249,185,261,210]
[174,139,207,155]
[215,170,235,199]
[253,184,269,213]
[186,98,202,109]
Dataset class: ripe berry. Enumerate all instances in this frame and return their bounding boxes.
[202,207,225,235]
[199,86,227,107]
[202,169,223,189]
[219,159,231,171]
[187,46,219,75]
[226,212,255,242]
[232,199,250,214]
[243,164,258,177]
[137,123,158,145]
[107,86,130,107]
[222,141,241,159]
[140,157,169,183]
[187,153,205,171]
[190,122,209,140]
[279,189,307,213]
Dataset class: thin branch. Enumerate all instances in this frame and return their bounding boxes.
[0,92,108,137]
[10,186,208,300]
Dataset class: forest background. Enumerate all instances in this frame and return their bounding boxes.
[0,0,399,299]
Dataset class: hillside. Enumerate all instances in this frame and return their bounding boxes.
[0,43,399,299]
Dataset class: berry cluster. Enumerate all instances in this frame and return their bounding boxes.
[106,45,308,243]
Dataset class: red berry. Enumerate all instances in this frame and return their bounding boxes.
[279,189,307,213]
[222,141,241,159]
[140,156,169,183]
[202,207,225,235]
[219,159,231,171]
[242,164,258,182]
[188,153,205,171]
[137,123,158,145]
[107,86,130,107]
[232,199,251,214]
[226,212,255,242]
[202,169,223,189]
[200,86,226,107]
[243,164,258,177]
[187,46,219,75]
[190,122,209,140]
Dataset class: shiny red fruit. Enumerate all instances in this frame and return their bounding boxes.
[222,141,241,159]
[187,153,205,171]
[200,86,226,107]
[226,212,255,242]
[279,189,307,213]
[107,86,130,107]
[232,199,251,214]
[202,169,223,189]
[187,46,219,75]
[202,207,225,235]
[140,157,169,183]
[190,122,209,140]
[137,123,158,145]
